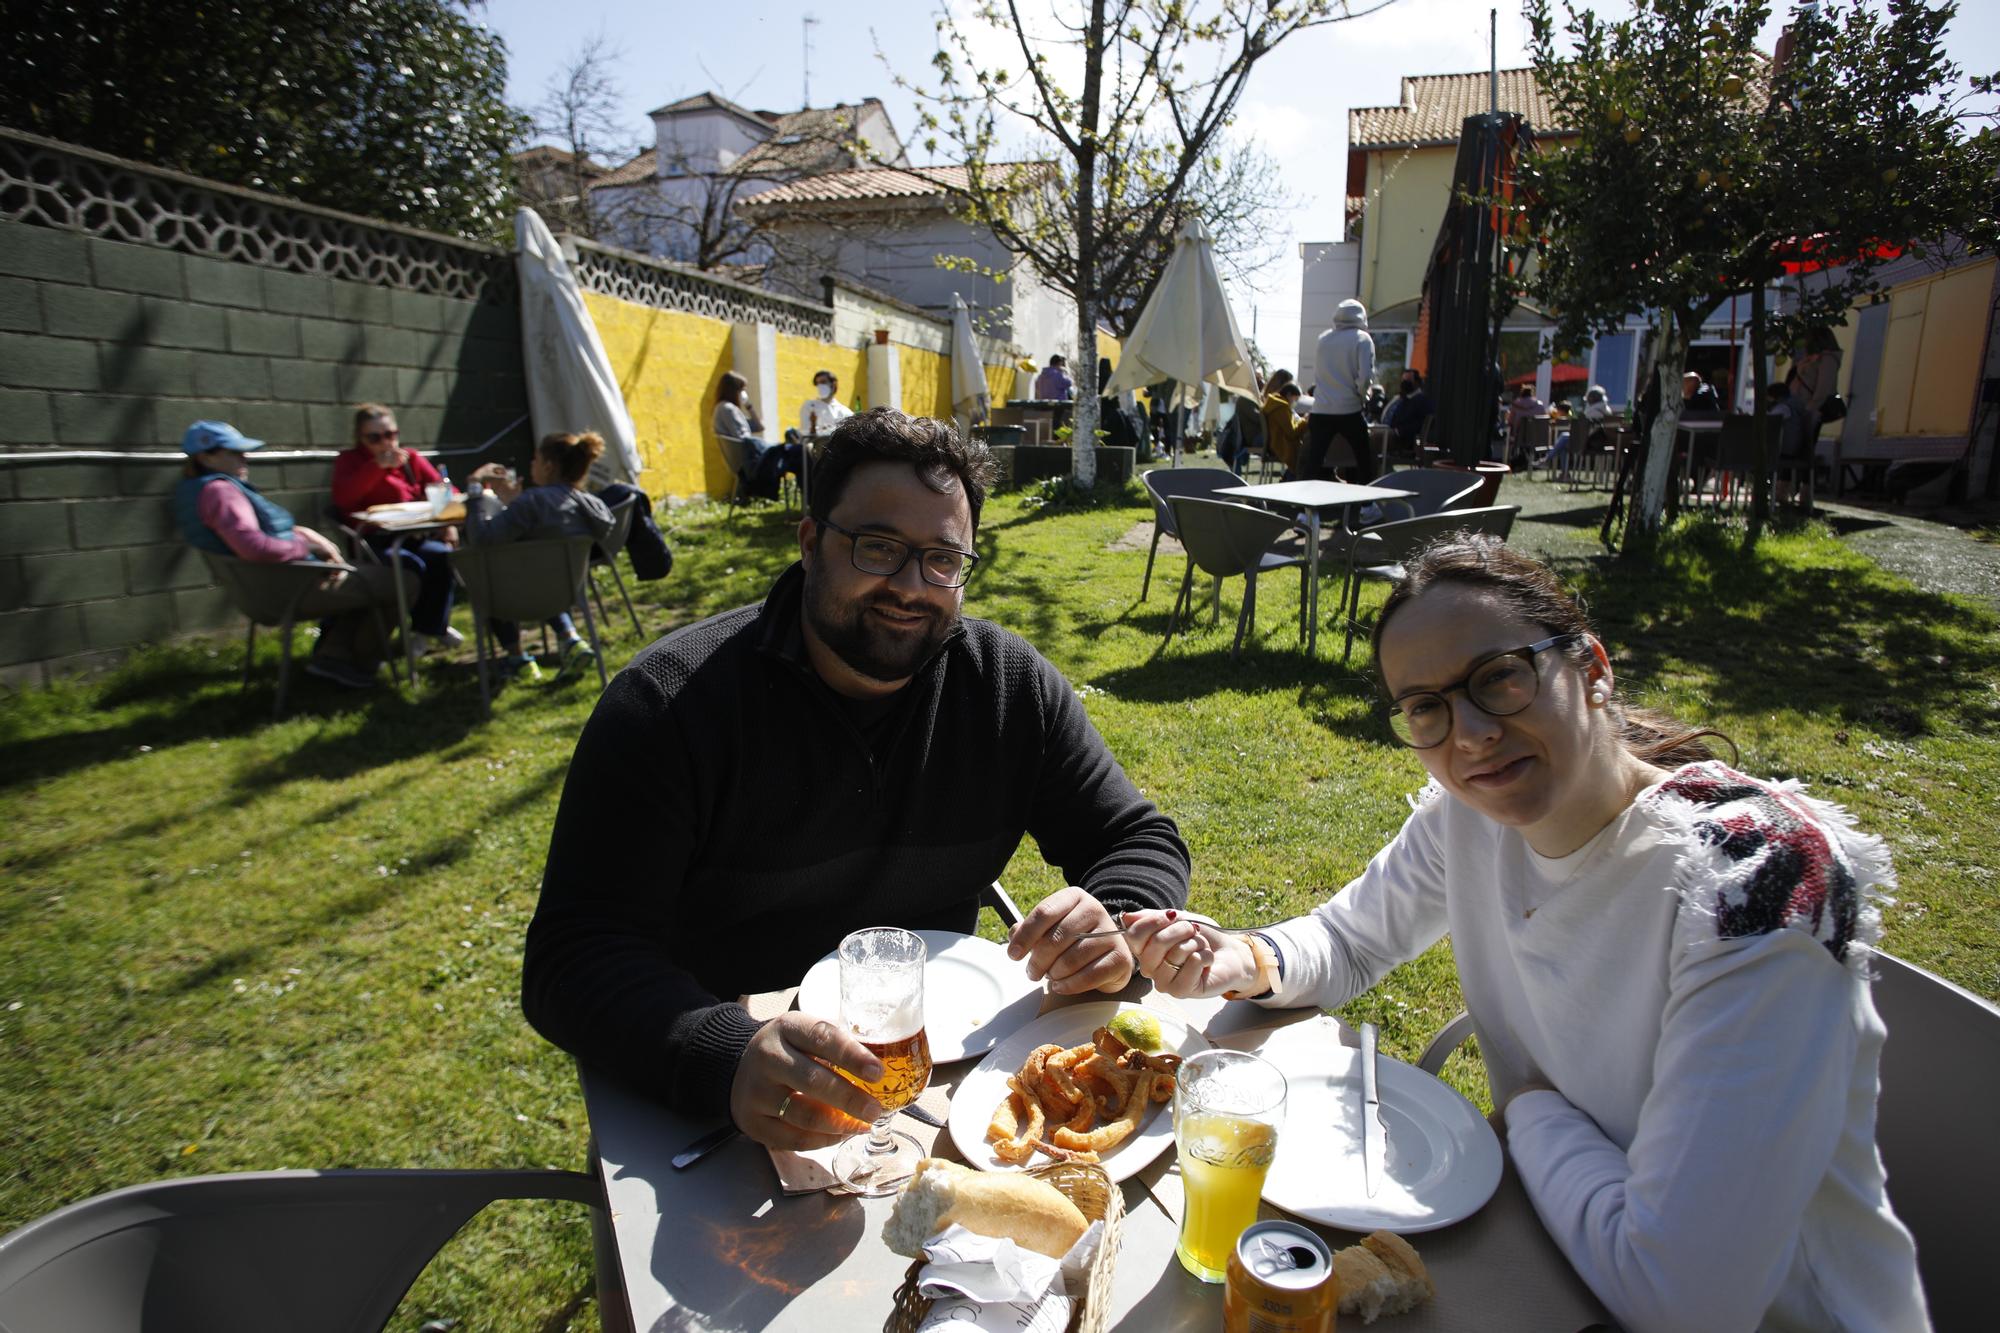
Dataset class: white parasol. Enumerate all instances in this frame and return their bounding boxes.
[1104,217,1259,407]
[949,293,989,433]
[515,208,643,487]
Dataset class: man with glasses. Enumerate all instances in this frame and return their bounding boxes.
[524,408,1190,1150]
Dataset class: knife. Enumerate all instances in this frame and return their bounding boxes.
[670,1102,947,1171]
[1360,1021,1385,1198]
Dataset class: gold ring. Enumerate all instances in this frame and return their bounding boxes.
[1169,960,1186,973]
[777,1092,794,1121]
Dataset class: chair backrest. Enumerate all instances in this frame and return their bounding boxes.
[596,494,638,560]
[1373,469,1484,518]
[1350,504,1520,566]
[0,1168,601,1333]
[451,537,595,624]
[1714,414,1761,470]
[1869,952,2000,1326]
[1166,496,1300,578]
[715,432,754,480]
[1142,466,1244,539]
[199,551,345,626]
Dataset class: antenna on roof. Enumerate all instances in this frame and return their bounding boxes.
[803,13,819,109]
[1489,8,1498,116]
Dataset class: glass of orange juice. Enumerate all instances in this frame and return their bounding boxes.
[1173,1049,1287,1282]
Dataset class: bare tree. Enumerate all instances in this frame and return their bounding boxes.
[901,0,1393,484]
[520,35,633,240]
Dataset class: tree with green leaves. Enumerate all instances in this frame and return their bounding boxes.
[904,0,1384,484]
[1,0,529,242]
[1517,0,1997,550]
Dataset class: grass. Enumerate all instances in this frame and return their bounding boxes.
[3,466,1996,1330]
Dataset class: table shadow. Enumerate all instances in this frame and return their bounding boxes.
[643,1188,866,1332]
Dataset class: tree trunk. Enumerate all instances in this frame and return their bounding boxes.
[1627,310,1691,551]
[1072,301,1101,487]
[1068,0,1108,489]
[1747,281,1771,543]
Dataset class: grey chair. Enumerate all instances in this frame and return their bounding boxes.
[587,494,647,640]
[1336,505,1520,661]
[1371,468,1485,521]
[200,551,403,719]
[451,536,607,718]
[0,1167,614,1333]
[1417,951,1997,1330]
[1163,496,1309,659]
[1139,466,1245,601]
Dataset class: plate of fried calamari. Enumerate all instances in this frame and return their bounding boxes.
[946,1001,1208,1183]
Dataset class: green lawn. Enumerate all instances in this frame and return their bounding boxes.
[4,468,1995,1331]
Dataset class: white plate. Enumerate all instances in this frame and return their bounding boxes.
[1247,1016,1502,1233]
[947,1000,1210,1184]
[796,930,1043,1065]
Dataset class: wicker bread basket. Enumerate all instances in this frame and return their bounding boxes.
[884,1161,1124,1333]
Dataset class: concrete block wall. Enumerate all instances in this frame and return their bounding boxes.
[0,217,530,684]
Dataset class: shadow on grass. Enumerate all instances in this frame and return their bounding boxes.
[1524,501,1614,529]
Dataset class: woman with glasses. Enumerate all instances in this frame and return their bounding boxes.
[330,403,461,653]
[1122,533,1924,1333]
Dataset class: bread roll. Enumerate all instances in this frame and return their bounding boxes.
[882,1158,1089,1260]
[1334,1230,1433,1323]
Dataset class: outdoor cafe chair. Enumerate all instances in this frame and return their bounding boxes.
[1416,950,1999,1331]
[200,550,404,719]
[0,1167,613,1333]
[1371,468,1484,521]
[1138,465,1245,601]
[451,535,608,718]
[1337,505,1520,662]
[586,493,647,641]
[1163,495,1309,659]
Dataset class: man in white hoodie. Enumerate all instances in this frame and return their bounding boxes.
[1303,298,1377,481]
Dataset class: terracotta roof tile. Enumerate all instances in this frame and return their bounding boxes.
[1350,68,1560,147]
[592,150,658,189]
[732,103,874,177]
[736,165,977,208]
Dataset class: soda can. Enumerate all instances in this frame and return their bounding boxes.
[1224,1220,1339,1333]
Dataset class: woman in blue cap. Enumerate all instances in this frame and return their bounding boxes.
[174,420,413,689]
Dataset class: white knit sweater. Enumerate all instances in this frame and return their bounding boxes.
[1256,761,1927,1332]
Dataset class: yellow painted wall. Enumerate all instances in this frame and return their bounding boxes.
[1359,146,1458,316]
[983,361,1015,404]
[1095,329,1121,373]
[900,345,954,420]
[582,290,733,498]
[1870,258,1994,438]
[777,333,865,435]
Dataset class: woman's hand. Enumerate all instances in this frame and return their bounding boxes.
[1123,911,1257,999]
[370,441,410,471]
[294,526,344,564]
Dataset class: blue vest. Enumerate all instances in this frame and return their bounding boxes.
[173,472,297,553]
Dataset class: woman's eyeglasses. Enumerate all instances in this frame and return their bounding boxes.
[363,428,400,445]
[819,519,979,588]
[1386,633,1583,749]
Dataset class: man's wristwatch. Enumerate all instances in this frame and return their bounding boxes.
[1223,931,1282,1001]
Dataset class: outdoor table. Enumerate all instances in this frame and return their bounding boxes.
[582,981,1609,1332]
[346,501,465,687]
[1213,479,1417,657]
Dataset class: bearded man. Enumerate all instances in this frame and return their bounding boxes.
[523,409,1190,1150]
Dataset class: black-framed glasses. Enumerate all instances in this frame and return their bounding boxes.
[1385,633,1583,749]
[818,518,980,588]
[363,427,400,444]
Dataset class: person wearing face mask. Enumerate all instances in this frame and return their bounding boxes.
[714,371,803,500]
[1120,534,1925,1333]
[799,368,852,439]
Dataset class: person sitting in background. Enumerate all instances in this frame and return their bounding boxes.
[465,431,616,681]
[1217,377,1267,473]
[1381,371,1433,455]
[714,371,803,499]
[1123,534,1926,1333]
[1363,381,1388,423]
[1679,371,1722,419]
[1505,385,1547,465]
[330,403,462,655]
[800,368,852,439]
[177,420,413,690]
[1547,384,1613,478]
[1260,380,1305,477]
[1033,354,1073,402]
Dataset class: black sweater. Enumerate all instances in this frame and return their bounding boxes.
[521,563,1191,1117]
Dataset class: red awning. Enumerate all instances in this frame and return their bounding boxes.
[1774,235,1905,275]
[1508,363,1589,389]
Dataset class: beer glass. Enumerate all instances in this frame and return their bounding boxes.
[830,927,932,1196]
[1173,1048,1287,1282]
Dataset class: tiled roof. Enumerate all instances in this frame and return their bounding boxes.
[736,165,977,208]
[592,150,659,189]
[513,146,608,178]
[1350,68,1559,147]
[733,102,879,177]
[647,91,768,124]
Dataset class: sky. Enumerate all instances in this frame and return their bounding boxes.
[483,0,2000,360]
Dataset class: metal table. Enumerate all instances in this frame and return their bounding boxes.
[347,501,464,687]
[1214,480,1416,656]
[583,983,1607,1332]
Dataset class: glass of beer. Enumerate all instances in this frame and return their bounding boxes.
[1173,1048,1287,1282]
[830,927,932,1196]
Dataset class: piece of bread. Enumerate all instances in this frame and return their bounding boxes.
[1334,1230,1433,1323]
[882,1158,1089,1260]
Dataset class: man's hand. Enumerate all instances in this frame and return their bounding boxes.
[728,1012,885,1151]
[1006,886,1134,995]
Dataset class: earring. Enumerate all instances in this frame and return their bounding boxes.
[1589,689,1607,705]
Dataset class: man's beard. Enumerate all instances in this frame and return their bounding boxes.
[804,553,957,684]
